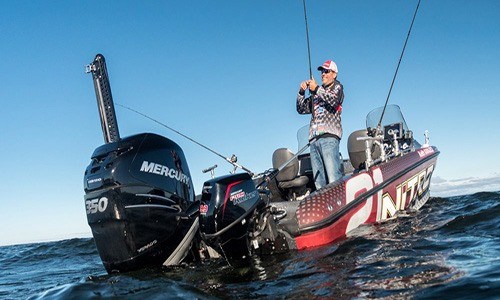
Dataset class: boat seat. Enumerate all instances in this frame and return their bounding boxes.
[272,148,309,200]
[297,153,312,177]
[347,129,380,170]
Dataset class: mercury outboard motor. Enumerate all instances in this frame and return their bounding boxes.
[84,54,198,273]
[199,173,263,260]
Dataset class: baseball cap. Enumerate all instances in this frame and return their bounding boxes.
[317,60,338,73]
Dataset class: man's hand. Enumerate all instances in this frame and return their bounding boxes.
[300,80,310,91]
[308,78,318,92]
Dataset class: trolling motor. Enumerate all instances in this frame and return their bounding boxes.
[197,143,313,261]
[83,54,199,273]
[199,172,262,260]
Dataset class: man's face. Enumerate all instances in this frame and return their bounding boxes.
[320,69,337,86]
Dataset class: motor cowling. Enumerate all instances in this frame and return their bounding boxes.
[84,133,198,273]
[199,173,262,260]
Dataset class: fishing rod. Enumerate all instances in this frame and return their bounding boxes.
[377,0,421,130]
[254,0,316,189]
[115,102,254,175]
[302,0,313,79]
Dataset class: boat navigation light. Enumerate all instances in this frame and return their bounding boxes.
[423,130,430,148]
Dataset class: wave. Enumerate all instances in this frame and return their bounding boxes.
[0,238,96,265]
[1,191,499,299]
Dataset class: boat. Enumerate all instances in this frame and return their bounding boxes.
[198,105,439,260]
[83,54,439,272]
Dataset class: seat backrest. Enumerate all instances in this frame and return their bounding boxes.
[297,154,312,176]
[347,129,380,170]
[272,148,299,182]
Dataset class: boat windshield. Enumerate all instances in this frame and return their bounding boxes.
[365,104,409,131]
[296,105,410,154]
[297,124,310,154]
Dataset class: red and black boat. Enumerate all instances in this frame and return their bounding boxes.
[198,105,439,260]
[197,0,438,262]
[83,54,439,272]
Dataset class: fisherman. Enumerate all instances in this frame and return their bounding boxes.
[297,59,344,189]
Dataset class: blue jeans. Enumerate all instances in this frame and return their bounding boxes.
[310,137,342,189]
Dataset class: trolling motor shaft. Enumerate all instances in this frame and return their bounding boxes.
[85,54,120,144]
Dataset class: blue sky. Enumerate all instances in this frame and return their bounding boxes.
[0,1,498,246]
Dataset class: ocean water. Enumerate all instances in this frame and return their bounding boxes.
[1,192,498,299]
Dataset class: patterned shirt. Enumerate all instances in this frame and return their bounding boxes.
[296,80,344,140]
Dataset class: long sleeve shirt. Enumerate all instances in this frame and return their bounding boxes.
[296,80,344,141]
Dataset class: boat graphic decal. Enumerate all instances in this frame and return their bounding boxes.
[85,197,108,215]
[230,189,259,205]
[222,180,244,219]
[379,163,435,220]
[200,204,209,215]
[417,147,435,157]
[139,160,191,187]
[345,167,383,232]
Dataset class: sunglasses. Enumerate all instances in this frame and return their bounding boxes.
[321,69,335,74]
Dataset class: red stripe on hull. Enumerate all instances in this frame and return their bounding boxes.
[295,199,370,249]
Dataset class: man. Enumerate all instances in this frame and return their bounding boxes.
[296,60,344,189]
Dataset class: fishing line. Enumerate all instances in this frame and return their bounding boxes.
[377,0,421,129]
[115,102,254,175]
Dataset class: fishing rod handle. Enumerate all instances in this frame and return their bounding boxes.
[202,165,218,173]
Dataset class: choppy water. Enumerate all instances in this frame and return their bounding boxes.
[1,191,499,299]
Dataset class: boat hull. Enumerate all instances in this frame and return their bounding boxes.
[292,146,439,249]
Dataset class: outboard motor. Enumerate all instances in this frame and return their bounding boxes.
[199,173,263,260]
[84,54,198,273]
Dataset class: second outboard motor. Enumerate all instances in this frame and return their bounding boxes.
[199,173,263,260]
[84,54,198,273]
